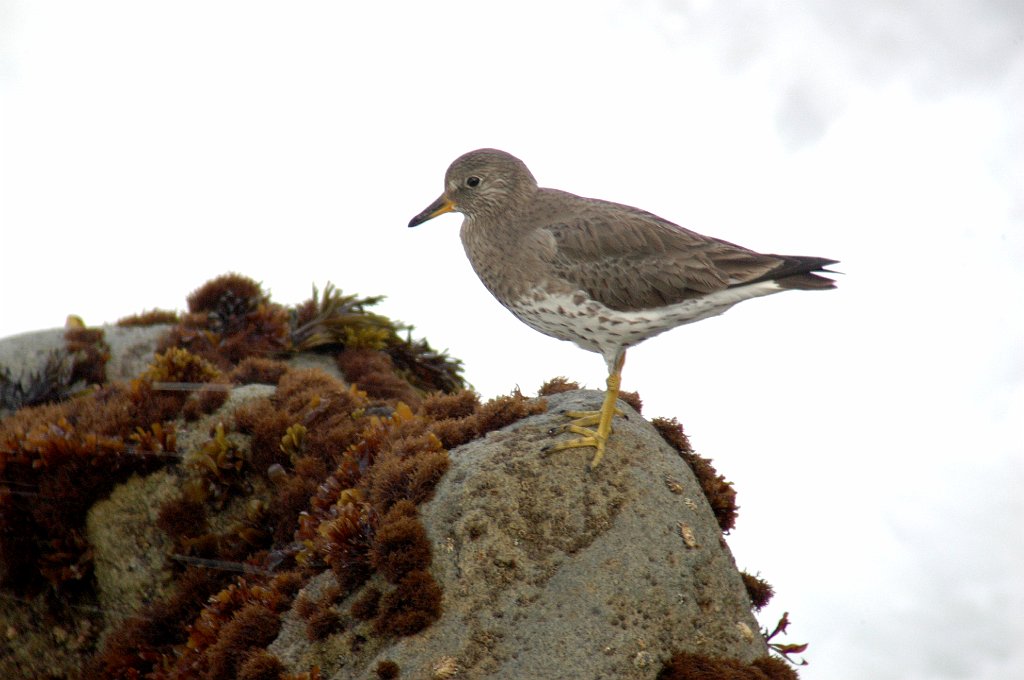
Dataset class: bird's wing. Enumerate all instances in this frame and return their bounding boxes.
[531,194,788,312]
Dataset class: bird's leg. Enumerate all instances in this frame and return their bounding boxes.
[544,351,625,470]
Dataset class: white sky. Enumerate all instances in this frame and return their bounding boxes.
[2,2,1022,678]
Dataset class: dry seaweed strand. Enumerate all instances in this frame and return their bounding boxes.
[291,281,464,394]
[116,308,181,327]
[741,571,775,611]
[657,651,799,679]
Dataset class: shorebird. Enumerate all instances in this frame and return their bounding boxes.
[410,149,837,469]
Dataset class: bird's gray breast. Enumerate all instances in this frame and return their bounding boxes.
[459,215,545,305]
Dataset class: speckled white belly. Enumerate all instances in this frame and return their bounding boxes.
[504,281,782,366]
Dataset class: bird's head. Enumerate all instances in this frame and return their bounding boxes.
[409,148,538,227]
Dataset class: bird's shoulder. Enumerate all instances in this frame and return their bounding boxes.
[531,189,686,243]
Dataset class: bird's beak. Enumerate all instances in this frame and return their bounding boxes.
[409,195,456,228]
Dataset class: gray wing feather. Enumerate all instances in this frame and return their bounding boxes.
[533,195,786,312]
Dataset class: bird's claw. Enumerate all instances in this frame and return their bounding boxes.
[543,430,609,470]
[543,408,622,469]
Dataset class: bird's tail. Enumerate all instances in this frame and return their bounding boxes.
[770,256,839,290]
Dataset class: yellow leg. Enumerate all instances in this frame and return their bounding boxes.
[544,352,625,470]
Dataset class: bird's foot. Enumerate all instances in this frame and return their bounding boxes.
[558,408,625,428]
[542,406,623,470]
[542,427,609,471]
[542,354,627,471]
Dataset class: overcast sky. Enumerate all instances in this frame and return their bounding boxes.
[2,2,1022,679]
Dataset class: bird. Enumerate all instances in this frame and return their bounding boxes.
[409,148,837,469]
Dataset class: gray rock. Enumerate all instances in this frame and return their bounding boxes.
[103,324,174,382]
[0,323,172,388]
[85,382,277,645]
[274,390,766,679]
[86,470,180,636]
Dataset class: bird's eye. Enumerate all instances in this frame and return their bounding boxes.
[465,176,481,188]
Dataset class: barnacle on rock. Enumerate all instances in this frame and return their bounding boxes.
[652,417,738,533]
[431,656,459,679]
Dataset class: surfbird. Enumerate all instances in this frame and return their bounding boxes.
[409,148,837,469]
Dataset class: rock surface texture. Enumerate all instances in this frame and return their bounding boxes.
[273,390,765,679]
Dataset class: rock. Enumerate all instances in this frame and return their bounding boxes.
[0,323,172,387]
[86,383,278,643]
[1,312,770,678]
[86,470,180,636]
[103,324,174,382]
[273,390,766,679]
